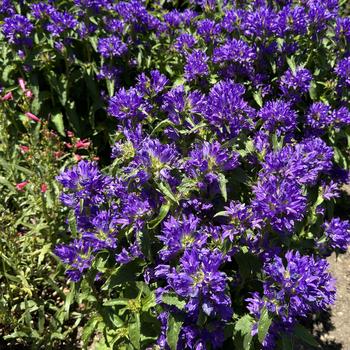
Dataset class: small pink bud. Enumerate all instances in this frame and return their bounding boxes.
[93,156,100,161]
[16,181,29,191]
[53,151,63,159]
[18,78,26,92]
[74,154,82,161]
[25,90,33,99]
[25,112,41,122]
[1,91,13,101]
[41,183,48,193]
[65,142,73,149]
[20,145,30,153]
[67,131,74,138]
[75,139,90,149]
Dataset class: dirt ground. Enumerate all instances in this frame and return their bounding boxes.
[312,251,350,350]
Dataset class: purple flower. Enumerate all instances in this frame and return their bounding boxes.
[213,39,256,65]
[185,141,240,181]
[247,251,336,328]
[97,36,127,58]
[204,80,255,138]
[221,201,256,241]
[258,100,297,136]
[252,175,306,233]
[97,65,120,81]
[161,248,232,321]
[196,19,221,43]
[2,15,33,45]
[280,67,312,101]
[261,138,333,185]
[0,0,14,15]
[240,7,278,37]
[306,102,332,129]
[108,88,150,121]
[136,70,168,96]
[55,239,94,282]
[162,85,206,125]
[330,106,350,127]
[335,57,350,86]
[174,33,197,53]
[184,50,209,82]
[125,138,179,184]
[323,218,350,252]
[45,9,78,37]
[164,10,182,28]
[157,215,206,261]
[335,17,350,41]
[57,161,111,206]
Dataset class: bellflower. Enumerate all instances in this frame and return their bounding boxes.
[2,15,33,45]
[97,36,128,58]
[184,50,209,82]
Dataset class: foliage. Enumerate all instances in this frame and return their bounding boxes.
[0,84,95,348]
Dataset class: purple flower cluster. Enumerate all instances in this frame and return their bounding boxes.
[247,251,336,348]
[2,14,33,45]
[9,0,346,348]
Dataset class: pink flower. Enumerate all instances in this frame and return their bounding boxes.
[25,112,41,122]
[75,139,90,149]
[67,131,74,138]
[1,91,13,101]
[18,78,26,91]
[16,181,29,191]
[20,145,30,153]
[25,90,33,99]
[41,183,48,193]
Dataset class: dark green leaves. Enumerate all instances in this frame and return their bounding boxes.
[294,324,319,348]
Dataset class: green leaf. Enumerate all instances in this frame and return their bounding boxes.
[282,334,293,350]
[286,57,296,73]
[235,314,254,349]
[158,182,178,203]
[148,201,170,229]
[294,324,319,348]
[64,282,75,321]
[258,307,272,343]
[218,173,228,202]
[151,119,175,136]
[37,243,51,266]
[103,298,129,306]
[162,293,186,310]
[128,314,141,350]
[253,90,263,107]
[82,315,102,346]
[309,81,318,101]
[103,259,143,289]
[68,211,78,238]
[167,314,183,350]
[52,112,65,136]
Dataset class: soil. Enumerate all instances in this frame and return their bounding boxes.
[311,251,350,350]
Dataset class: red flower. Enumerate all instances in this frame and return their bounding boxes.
[75,139,90,149]
[16,181,29,191]
[25,112,41,122]
[20,145,30,153]
[41,183,48,193]
[1,91,13,101]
